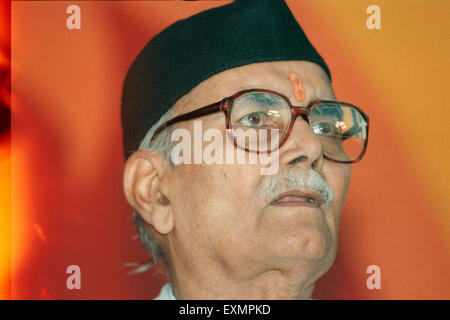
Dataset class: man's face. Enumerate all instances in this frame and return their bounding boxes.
[158,61,351,283]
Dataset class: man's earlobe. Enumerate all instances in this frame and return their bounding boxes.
[123,150,174,235]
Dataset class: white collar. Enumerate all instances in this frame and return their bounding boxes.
[154,283,176,300]
[153,282,314,299]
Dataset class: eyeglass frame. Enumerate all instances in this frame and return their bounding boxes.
[149,88,370,163]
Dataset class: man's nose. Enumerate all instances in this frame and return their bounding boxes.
[278,116,324,171]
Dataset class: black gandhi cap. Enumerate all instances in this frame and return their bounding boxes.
[121,0,331,158]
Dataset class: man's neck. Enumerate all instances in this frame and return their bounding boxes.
[169,259,319,300]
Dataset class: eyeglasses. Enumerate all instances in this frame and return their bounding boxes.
[150,89,369,163]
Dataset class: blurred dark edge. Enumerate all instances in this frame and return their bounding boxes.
[0,103,10,137]
[0,0,10,139]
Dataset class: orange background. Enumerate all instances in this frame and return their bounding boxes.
[1,0,449,299]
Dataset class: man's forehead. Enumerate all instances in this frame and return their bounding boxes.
[173,60,333,112]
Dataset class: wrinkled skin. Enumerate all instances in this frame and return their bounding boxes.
[124,61,351,299]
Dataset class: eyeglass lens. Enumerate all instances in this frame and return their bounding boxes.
[229,92,367,162]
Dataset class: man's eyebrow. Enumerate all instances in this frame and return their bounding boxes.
[240,92,283,107]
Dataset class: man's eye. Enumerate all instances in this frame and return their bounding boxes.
[238,112,266,127]
[312,122,339,136]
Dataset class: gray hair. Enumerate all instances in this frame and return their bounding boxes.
[129,108,177,275]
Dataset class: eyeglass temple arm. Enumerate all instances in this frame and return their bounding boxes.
[150,101,223,144]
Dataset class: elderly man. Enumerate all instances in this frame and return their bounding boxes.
[122,0,369,300]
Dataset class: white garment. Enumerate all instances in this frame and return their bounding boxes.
[153,282,314,299]
[154,283,176,300]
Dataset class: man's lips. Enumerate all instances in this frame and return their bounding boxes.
[270,190,323,207]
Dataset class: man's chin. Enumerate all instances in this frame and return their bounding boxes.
[267,228,334,263]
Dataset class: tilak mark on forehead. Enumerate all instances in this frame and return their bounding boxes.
[289,72,306,103]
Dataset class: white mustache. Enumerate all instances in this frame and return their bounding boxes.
[257,168,334,205]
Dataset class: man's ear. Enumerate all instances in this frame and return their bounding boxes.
[123,150,174,235]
